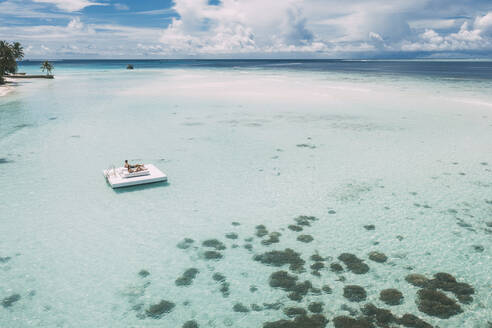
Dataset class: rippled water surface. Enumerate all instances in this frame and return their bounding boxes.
[1,61,491,328]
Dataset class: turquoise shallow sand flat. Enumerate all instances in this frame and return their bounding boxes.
[0,62,491,327]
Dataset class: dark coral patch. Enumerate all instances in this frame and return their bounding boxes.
[308,302,323,313]
[2,294,21,308]
[256,225,269,237]
[145,300,175,318]
[175,268,199,286]
[254,248,305,272]
[233,303,250,313]
[397,314,432,328]
[177,238,195,249]
[310,254,324,262]
[0,256,12,263]
[212,272,226,282]
[405,274,429,288]
[225,232,238,240]
[138,269,150,278]
[263,314,328,328]
[263,232,281,245]
[368,251,387,263]
[343,285,367,302]
[338,253,369,274]
[284,307,307,317]
[288,225,303,232]
[379,288,404,305]
[202,239,226,250]
[416,288,462,318]
[297,235,314,243]
[203,251,223,260]
[330,263,344,273]
[182,320,199,328]
[361,303,395,325]
[294,216,318,227]
[333,316,372,328]
[269,271,298,290]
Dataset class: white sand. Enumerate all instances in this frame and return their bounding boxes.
[0,80,13,97]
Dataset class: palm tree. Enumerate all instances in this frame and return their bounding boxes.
[0,41,24,84]
[41,61,53,76]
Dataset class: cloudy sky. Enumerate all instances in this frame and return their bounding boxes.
[0,0,491,59]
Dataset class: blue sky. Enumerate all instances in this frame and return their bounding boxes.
[0,0,491,58]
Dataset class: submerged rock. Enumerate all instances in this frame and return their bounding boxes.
[397,314,433,328]
[288,225,303,232]
[472,245,484,252]
[219,282,230,297]
[338,253,369,274]
[233,303,250,313]
[379,288,404,305]
[343,285,367,302]
[225,232,238,240]
[263,314,327,328]
[254,248,305,272]
[429,272,474,303]
[202,239,226,250]
[183,320,199,328]
[288,280,312,301]
[203,251,223,260]
[416,288,462,318]
[368,251,387,263]
[256,225,269,237]
[297,235,314,243]
[330,263,344,273]
[2,294,21,308]
[213,272,226,282]
[361,303,395,325]
[269,271,298,290]
[0,256,11,263]
[263,302,283,310]
[177,238,195,249]
[138,269,150,278]
[263,232,281,245]
[175,268,199,286]
[146,300,175,318]
[294,216,318,227]
[284,307,307,317]
[311,262,324,270]
[332,316,373,328]
[405,274,429,288]
[308,302,323,313]
[310,254,324,262]
[251,303,263,311]
[322,285,332,294]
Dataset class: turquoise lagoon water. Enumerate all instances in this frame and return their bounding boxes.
[1,61,492,327]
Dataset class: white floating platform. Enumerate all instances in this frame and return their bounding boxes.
[103,164,167,188]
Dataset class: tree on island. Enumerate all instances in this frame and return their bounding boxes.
[41,61,54,76]
[0,41,24,84]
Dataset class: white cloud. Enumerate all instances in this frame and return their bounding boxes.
[1,1,492,57]
[114,3,129,11]
[401,12,492,52]
[32,0,106,12]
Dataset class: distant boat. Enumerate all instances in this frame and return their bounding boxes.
[126,64,134,70]
[103,164,167,188]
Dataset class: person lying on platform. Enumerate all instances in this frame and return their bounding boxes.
[124,160,145,172]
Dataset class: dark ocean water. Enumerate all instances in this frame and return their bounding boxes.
[18,59,492,81]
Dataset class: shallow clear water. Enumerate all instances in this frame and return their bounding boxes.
[1,61,491,327]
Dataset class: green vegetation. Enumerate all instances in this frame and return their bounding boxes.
[0,41,24,84]
[41,61,54,76]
